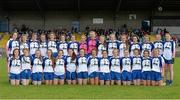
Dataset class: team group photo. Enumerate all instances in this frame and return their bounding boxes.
[0,0,180,99]
[6,31,175,86]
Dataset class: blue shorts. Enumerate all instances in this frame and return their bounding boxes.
[44,72,54,80]
[54,74,65,80]
[99,72,111,81]
[53,52,58,58]
[122,71,132,81]
[89,72,99,78]
[32,72,43,81]
[151,71,162,81]
[77,72,88,79]
[66,71,76,80]
[110,71,121,80]
[10,73,20,80]
[142,71,151,80]
[132,70,141,80]
[21,69,31,79]
[164,59,173,64]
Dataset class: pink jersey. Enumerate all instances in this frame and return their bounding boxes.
[79,42,88,54]
[87,38,98,54]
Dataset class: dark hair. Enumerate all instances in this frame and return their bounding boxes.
[47,49,55,67]
[13,48,19,59]
[71,51,76,61]
[143,50,149,55]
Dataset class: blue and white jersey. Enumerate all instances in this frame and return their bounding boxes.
[6,39,13,56]
[43,57,54,73]
[87,57,99,74]
[152,57,163,73]
[39,41,48,57]
[119,42,127,58]
[99,57,110,73]
[129,43,141,57]
[20,55,32,71]
[54,56,66,75]
[68,42,79,55]
[107,40,119,56]
[65,56,77,72]
[120,57,132,72]
[142,57,152,72]
[31,57,43,73]
[77,56,88,73]
[141,42,154,56]
[48,41,58,53]
[9,57,21,74]
[163,41,175,60]
[154,41,164,55]
[58,41,68,56]
[29,40,39,55]
[97,43,107,57]
[132,56,142,71]
[8,40,20,55]
[19,42,29,55]
[110,57,121,73]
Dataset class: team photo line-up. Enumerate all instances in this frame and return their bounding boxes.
[6,31,175,86]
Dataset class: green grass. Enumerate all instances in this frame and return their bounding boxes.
[0,57,180,99]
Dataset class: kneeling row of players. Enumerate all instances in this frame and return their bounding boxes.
[8,48,164,86]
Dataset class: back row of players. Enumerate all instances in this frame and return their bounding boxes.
[6,31,175,86]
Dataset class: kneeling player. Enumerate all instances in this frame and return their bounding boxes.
[151,48,164,86]
[110,49,121,85]
[88,49,99,85]
[121,49,132,86]
[142,50,152,86]
[77,49,88,85]
[132,49,142,86]
[54,50,66,85]
[20,48,32,85]
[31,50,43,85]
[99,50,111,85]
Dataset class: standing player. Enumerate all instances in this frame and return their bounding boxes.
[163,33,176,86]
[142,50,152,86]
[48,32,58,58]
[99,50,111,85]
[7,32,20,58]
[31,50,43,85]
[141,35,154,56]
[79,35,88,55]
[110,49,121,85]
[88,49,99,85]
[77,49,88,85]
[129,35,141,57]
[132,49,142,86]
[39,34,48,57]
[9,49,21,85]
[87,31,98,55]
[151,48,164,86]
[58,35,68,56]
[20,48,32,85]
[68,35,79,55]
[66,49,77,85]
[107,33,119,57]
[19,34,29,55]
[43,49,55,85]
[29,33,39,55]
[154,34,164,56]
[121,49,132,86]
[119,34,127,58]
[54,50,66,85]
[97,35,107,58]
